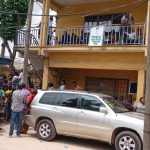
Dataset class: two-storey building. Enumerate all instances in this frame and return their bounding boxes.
[15,0,150,100]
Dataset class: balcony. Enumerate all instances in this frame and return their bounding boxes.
[15,24,145,49]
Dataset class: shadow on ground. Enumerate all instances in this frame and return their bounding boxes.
[27,129,114,150]
[1,123,114,150]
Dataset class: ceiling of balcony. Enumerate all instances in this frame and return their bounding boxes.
[37,0,116,8]
[53,0,116,6]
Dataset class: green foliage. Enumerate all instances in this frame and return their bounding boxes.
[0,0,29,40]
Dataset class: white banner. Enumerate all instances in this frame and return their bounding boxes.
[88,26,104,46]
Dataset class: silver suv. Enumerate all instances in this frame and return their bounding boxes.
[26,90,144,150]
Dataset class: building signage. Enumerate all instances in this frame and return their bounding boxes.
[88,26,104,46]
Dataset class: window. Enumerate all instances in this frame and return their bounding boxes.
[39,92,57,105]
[81,95,105,112]
[84,13,122,26]
[57,93,78,108]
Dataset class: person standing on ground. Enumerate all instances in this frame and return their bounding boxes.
[19,69,23,84]
[21,89,37,134]
[72,81,83,90]
[5,86,12,122]
[0,86,5,122]
[48,82,55,90]
[9,84,25,137]
[59,80,66,90]
[133,97,145,113]
[21,83,30,100]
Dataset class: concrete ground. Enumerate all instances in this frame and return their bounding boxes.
[0,123,113,150]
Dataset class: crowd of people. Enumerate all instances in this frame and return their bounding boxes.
[117,95,145,113]
[0,70,37,135]
[47,80,83,91]
[0,71,83,135]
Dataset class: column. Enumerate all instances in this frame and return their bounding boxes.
[42,0,50,46]
[136,69,145,100]
[42,58,54,89]
[146,0,150,47]
[39,0,46,46]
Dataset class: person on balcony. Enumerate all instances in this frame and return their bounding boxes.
[121,11,134,44]
[47,16,53,45]
[60,31,70,45]
[70,32,79,44]
[80,30,89,44]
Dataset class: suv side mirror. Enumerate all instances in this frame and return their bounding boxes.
[99,107,108,114]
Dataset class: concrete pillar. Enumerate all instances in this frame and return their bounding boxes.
[42,0,50,47]
[42,58,54,90]
[42,58,49,90]
[136,69,145,100]
[39,0,46,46]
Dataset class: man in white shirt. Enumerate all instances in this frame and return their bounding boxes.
[19,69,23,84]
[47,16,53,45]
[133,97,145,113]
[12,72,19,85]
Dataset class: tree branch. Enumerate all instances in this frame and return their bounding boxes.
[3,38,13,56]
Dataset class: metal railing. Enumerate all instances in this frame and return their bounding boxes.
[15,24,145,47]
[15,29,39,47]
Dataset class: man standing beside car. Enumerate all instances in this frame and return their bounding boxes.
[9,84,25,137]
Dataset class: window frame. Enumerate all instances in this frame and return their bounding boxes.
[79,94,106,112]
[39,92,58,105]
[56,93,80,109]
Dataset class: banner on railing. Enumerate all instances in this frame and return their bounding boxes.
[88,26,104,46]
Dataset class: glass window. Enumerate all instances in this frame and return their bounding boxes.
[39,92,57,105]
[58,93,78,108]
[81,95,105,112]
[102,97,129,113]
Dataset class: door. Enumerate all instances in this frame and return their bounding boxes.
[54,93,78,135]
[77,95,110,141]
[85,77,129,98]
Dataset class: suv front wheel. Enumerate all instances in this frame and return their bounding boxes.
[115,131,142,150]
[36,119,56,141]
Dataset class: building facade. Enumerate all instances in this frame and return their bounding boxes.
[15,0,150,101]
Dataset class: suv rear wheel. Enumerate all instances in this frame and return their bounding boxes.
[36,119,56,141]
[115,131,142,150]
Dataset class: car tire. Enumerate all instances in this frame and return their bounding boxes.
[115,131,142,150]
[36,119,56,141]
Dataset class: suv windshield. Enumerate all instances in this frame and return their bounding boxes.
[101,97,129,113]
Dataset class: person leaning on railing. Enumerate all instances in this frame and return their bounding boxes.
[121,11,134,44]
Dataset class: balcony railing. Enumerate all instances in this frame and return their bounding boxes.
[15,29,39,47]
[15,24,145,47]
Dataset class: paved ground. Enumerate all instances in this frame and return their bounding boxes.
[0,123,113,150]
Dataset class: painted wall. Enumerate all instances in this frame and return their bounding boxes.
[59,69,138,89]
[49,52,146,70]
[57,0,147,28]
